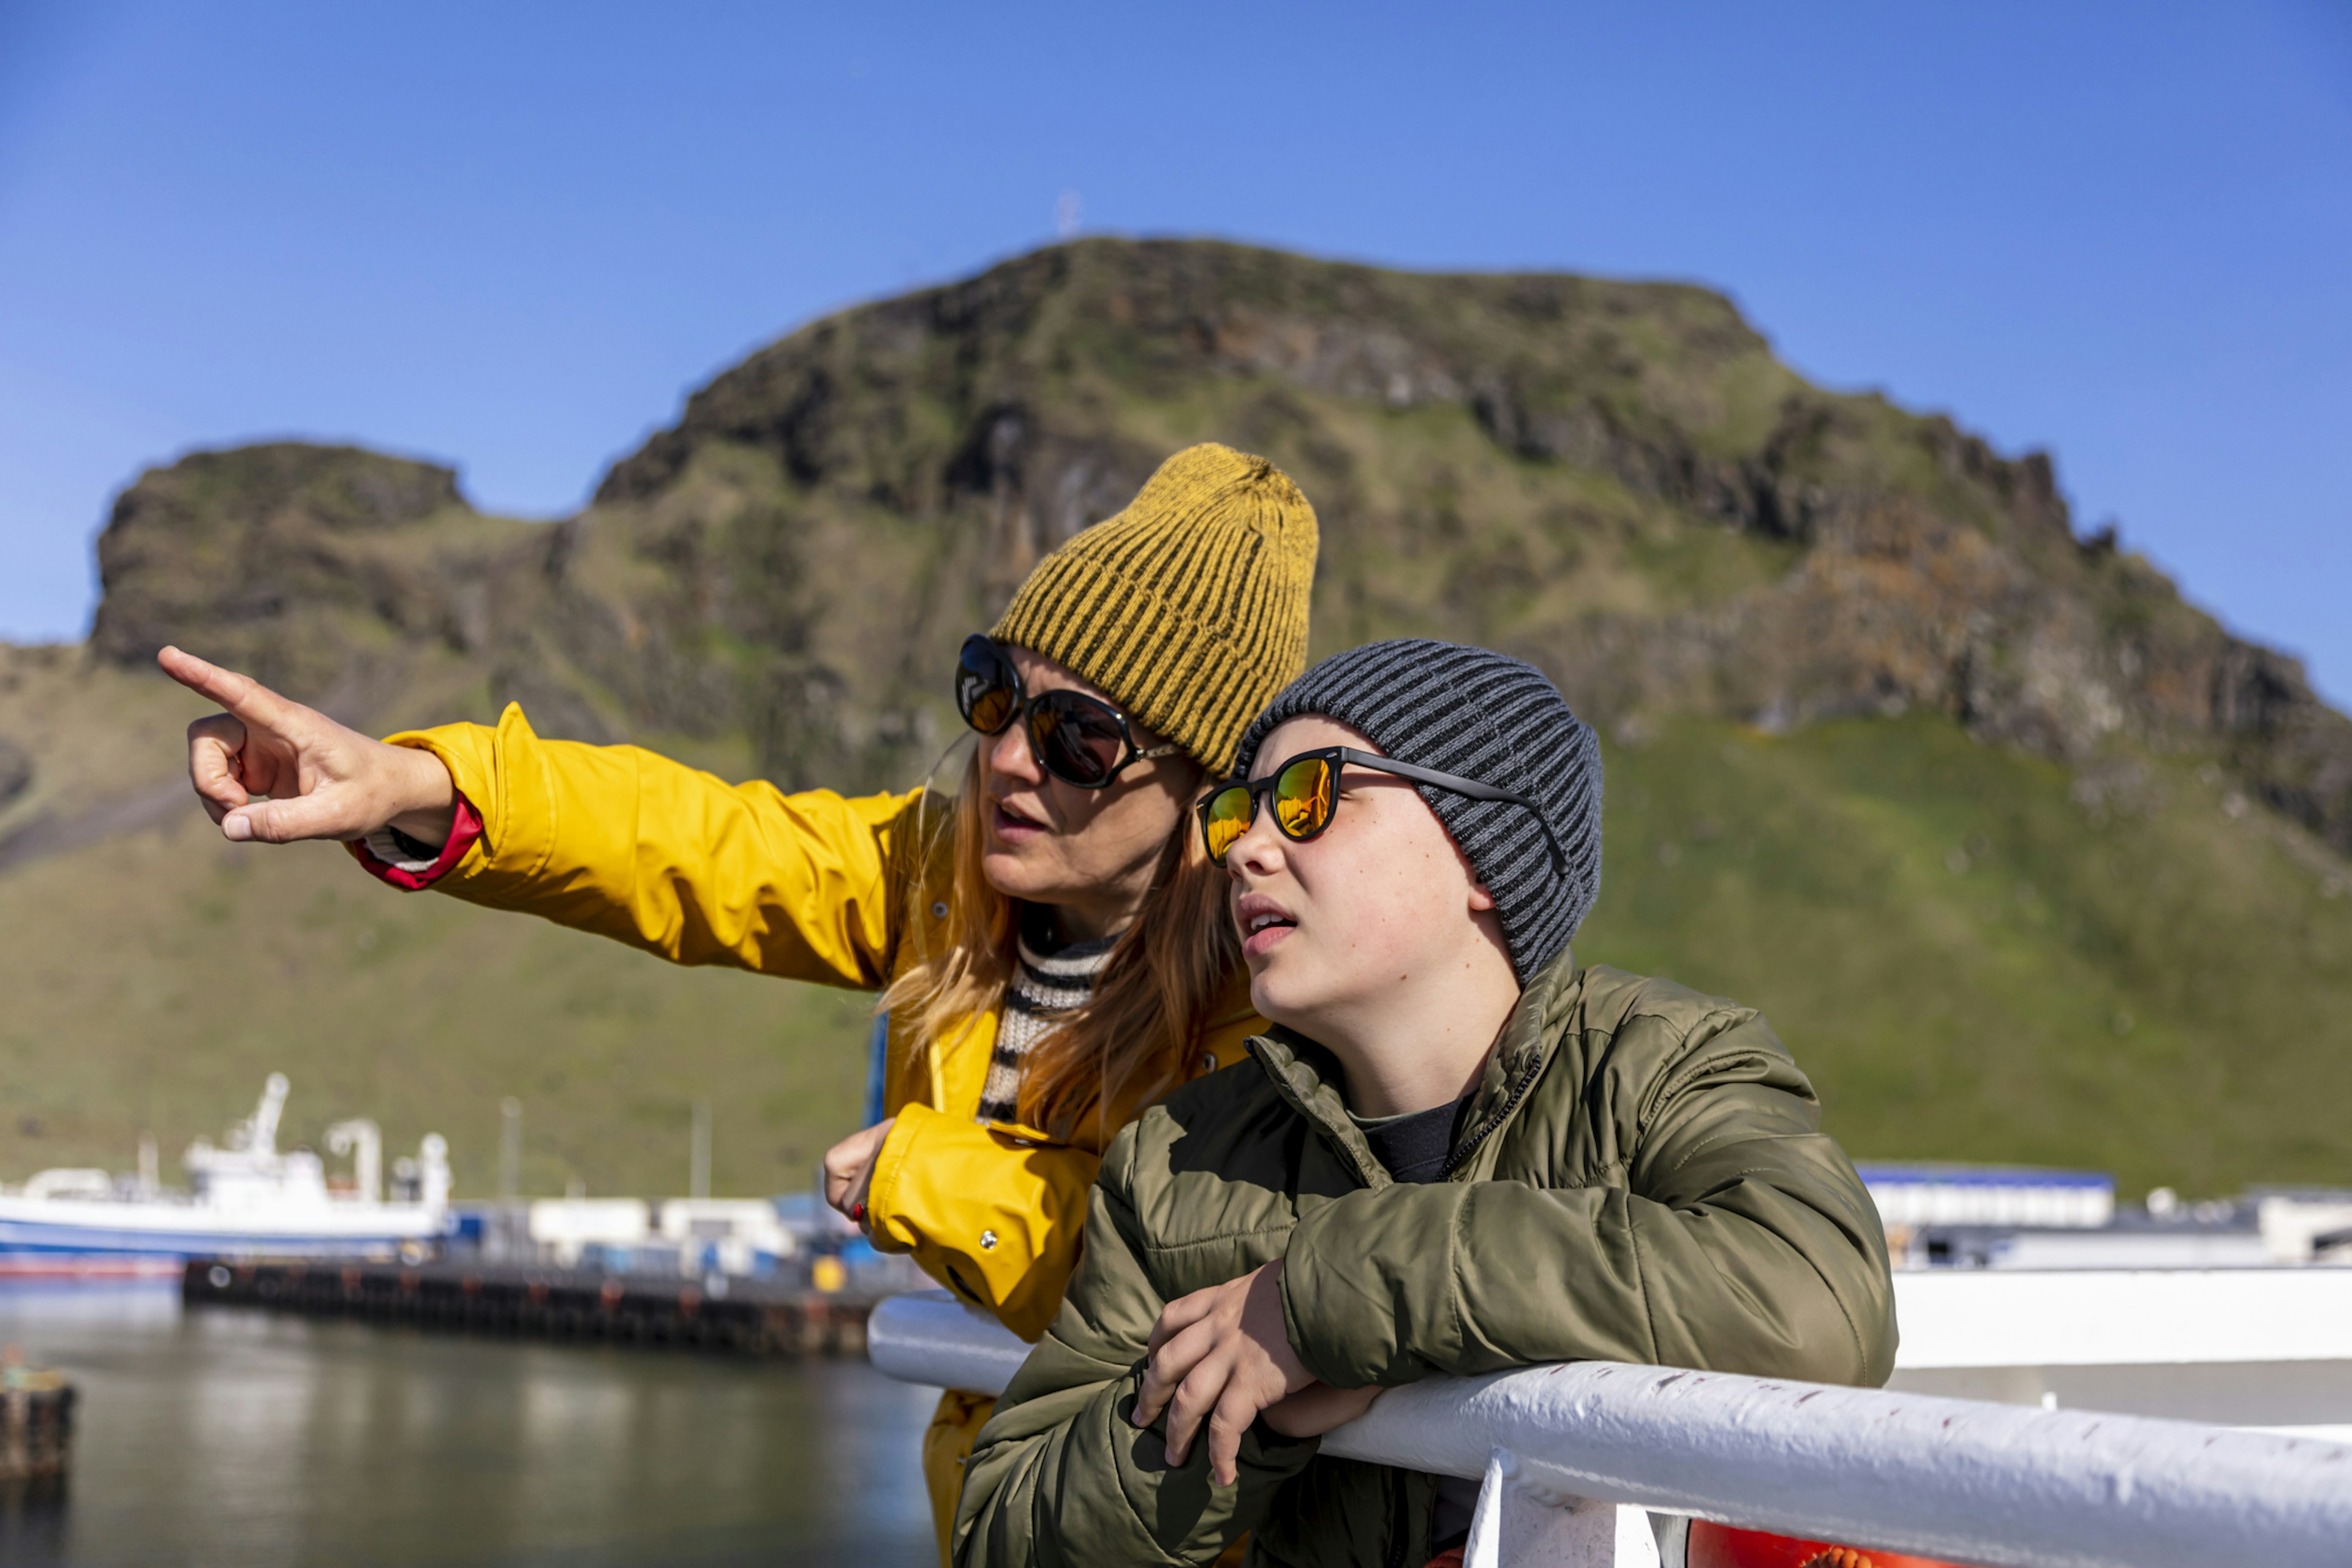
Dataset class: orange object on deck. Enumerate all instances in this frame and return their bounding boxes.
[1689,1521,1964,1568]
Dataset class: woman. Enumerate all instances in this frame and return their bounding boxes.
[162,442,1320,1558]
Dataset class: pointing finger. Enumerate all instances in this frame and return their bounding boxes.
[159,647,299,734]
[159,646,239,703]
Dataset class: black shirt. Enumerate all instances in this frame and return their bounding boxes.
[1348,1090,1480,1550]
[1352,1094,1471,1186]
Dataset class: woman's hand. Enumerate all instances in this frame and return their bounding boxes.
[1133,1259,1313,1485]
[161,646,456,846]
[822,1118,895,1226]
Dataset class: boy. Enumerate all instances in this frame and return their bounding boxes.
[955,641,1896,1567]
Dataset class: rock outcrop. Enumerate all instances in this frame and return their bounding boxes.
[93,444,476,702]
[88,239,2352,849]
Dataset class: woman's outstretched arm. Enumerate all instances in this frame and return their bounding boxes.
[164,646,919,989]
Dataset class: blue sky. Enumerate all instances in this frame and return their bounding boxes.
[4,3,2348,697]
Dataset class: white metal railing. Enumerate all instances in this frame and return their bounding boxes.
[867,1290,2352,1568]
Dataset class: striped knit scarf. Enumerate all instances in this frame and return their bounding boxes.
[976,918,1115,1126]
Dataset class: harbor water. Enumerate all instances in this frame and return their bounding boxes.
[10,1275,2350,1566]
[0,1283,938,1567]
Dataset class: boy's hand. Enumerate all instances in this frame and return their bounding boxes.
[1134,1259,1312,1485]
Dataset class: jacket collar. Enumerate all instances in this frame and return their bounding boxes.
[1245,946,1585,1188]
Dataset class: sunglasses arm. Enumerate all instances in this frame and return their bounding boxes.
[1102,741,1183,782]
[1330,747,1530,809]
[1330,748,1568,877]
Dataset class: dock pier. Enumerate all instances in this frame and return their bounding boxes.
[183,1259,874,1355]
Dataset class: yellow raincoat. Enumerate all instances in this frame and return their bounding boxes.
[372,703,1261,1558]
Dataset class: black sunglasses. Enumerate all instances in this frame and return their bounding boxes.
[955,634,1179,790]
[1199,745,1561,871]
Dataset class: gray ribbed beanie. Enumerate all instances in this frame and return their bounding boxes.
[1231,639,1603,983]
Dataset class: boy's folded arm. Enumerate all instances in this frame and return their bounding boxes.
[1281,1017,1898,1392]
[956,1136,1318,1567]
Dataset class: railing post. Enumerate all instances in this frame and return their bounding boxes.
[1464,1447,1660,1568]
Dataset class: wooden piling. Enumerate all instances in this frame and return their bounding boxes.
[0,1354,73,1490]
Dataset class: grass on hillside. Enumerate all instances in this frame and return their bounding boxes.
[0,649,870,1199]
[4,649,2348,1202]
[0,809,875,1200]
[1580,714,2352,1196]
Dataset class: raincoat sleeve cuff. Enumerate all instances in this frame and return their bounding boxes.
[345,794,486,891]
[864,1102,1098,1342]
[861,1107,932,1259]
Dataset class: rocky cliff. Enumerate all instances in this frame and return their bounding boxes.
[85,239,2352,850]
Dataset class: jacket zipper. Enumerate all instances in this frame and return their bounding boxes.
[1249,1033,1537,1567]
[1437,1046,1548,1181]
[1384,1468,1412,1568]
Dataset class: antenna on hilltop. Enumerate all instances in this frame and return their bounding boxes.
[1055,190,1083,240]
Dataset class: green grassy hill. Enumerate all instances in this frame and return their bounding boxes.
[4,238,2347,1199]
[1586,715,2352,1194]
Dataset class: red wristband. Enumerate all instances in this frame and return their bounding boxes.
[347,793,484,891]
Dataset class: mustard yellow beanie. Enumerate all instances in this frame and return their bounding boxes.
[991,443,1318,775]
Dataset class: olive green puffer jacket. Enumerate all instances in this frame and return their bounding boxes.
[950,949,1891,1561]
[954,949,1898,1568]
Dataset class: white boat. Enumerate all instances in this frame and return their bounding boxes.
[0,1074,451,1278]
